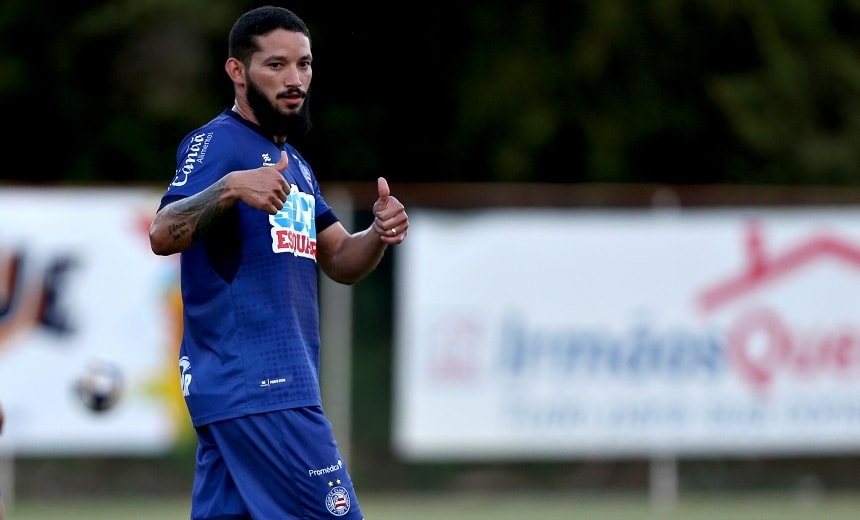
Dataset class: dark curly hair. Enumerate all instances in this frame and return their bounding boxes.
[228,6,311,65]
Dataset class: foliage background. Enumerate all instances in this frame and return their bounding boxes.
[4,0,860,187]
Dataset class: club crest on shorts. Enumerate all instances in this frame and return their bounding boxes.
[325,485,350,516]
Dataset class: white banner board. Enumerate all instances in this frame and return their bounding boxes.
[0,188,185,455]
[393,208,860,460]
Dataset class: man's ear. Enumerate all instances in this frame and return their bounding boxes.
[225,58,245,83]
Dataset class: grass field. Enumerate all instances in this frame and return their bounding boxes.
[8,492,860,520]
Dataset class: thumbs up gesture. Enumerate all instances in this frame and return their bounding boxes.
[373,177,408,243]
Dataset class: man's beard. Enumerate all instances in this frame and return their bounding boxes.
[246,78,312,138]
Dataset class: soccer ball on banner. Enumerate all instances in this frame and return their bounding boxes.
[74,360,125,413]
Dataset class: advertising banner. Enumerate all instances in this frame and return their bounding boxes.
[393,208,860,459]
[0,188,185,455]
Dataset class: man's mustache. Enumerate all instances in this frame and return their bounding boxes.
[278,88,307,99]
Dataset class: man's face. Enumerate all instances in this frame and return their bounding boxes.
[244,29,313,137]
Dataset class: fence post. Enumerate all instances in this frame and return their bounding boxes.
[649,456,678,509]
[320,187,355,466]
[0,444,14,513]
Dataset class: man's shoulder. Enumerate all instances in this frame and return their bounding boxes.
[178,110,257,150]
[196,109,245,134]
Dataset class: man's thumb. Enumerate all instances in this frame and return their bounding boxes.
[276,150,289,172]
[377,177,390,202]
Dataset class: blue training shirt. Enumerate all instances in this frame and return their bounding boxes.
[158,109,339,427]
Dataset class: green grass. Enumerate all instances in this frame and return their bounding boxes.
[8,492,860,520]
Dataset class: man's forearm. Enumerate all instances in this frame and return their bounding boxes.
[150,178,231,256]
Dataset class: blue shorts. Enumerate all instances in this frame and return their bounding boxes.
[190,406,364,519]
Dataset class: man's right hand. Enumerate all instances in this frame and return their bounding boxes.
[228,150,290,215]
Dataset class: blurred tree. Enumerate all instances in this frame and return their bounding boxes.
[0,0,238,184]
[2,0,860,185]
[448,0,860,185]
[707,0,860,184]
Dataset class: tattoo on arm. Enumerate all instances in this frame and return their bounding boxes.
[164,182,228,246]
